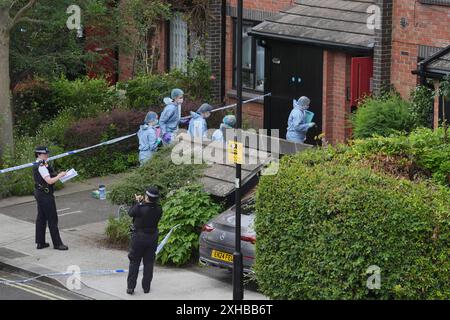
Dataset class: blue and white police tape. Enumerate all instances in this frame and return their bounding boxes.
[0,224,181,286]
[180,92,272,120]
[0,93,271,175]
[0,133,137,175]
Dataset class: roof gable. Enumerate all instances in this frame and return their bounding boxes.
[251,0,376,51]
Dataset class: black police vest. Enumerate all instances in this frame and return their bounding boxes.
[32,162,56,194]
[131,203,162,234]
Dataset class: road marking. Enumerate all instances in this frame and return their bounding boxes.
[57,208,71,212]
[0,276,66,300]
[58,211,82,217]
[18,282,69,300]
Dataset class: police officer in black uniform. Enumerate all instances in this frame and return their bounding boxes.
[33,146,68,251]
[127,186,162,295]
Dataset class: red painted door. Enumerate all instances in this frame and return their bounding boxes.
[350,57,373,107]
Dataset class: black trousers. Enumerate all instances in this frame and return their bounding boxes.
[127,231,158,291]
[34,190,62,246]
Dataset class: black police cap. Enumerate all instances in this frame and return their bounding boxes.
[35,146,50,154]
[145,186,160,198]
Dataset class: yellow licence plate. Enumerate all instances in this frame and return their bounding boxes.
[211,250,233,263]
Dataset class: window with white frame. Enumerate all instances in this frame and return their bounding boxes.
[233,20,265,92]
[170,13,188,71]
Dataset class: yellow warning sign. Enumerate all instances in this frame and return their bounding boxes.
[227,141,243,164]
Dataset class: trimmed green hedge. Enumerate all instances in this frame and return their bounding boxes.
[255,149,450,299]
[108,146,206,206]
[349,127,450,186]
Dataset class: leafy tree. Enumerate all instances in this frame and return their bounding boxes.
[0,0,112,155]
[121,0,171,76]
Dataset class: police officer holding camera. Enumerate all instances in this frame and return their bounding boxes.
[127,186,162,295]
[33,146,68,251]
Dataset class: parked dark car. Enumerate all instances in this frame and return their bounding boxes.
[199,196,256,274]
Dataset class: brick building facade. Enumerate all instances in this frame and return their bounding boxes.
[391,0,450,98]
[112,0,449,145]
[224,1,293,130]
[390,0,450,128]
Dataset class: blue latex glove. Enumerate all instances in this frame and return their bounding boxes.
[308,122,316,128]
[162,132,172,144]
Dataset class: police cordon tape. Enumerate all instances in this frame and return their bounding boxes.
[0,93,271,175]
[0,225,180,286]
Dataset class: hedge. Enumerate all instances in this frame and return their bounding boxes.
[349,127,450,186]
[255,149,450,299]
[58,109,146,177]
[108,146,206,206]
[119,57,213,110]
[351,94,413,139]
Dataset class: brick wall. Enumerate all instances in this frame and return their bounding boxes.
[227,0,294,12]
[373,0,393,95]
[223,15,264,129]
[206,0,224,102]
[323,50,351,145]
[391,0,450,98]
[224,1,294,128]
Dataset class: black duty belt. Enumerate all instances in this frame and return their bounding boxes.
[36,184,51,194]
[132,227,158,234]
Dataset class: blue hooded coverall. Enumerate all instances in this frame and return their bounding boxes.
[188,111,208,140]
[138,124,159,165]
[286,98,313,143]
[159,101,181,138]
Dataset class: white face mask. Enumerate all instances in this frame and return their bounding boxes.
[175,97,184,105]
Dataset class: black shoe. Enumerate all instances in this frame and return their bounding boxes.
[143,288,150,294]
[127,288,134,295]
[54,244,68,250]
[36,243,50,250]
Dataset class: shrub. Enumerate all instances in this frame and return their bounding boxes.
[51,76,115,119]
[105,215,132,247]
[409,85,434,129]
[56,109,145,178]
[108,146,206,206]
[37,109,77,146]
[12,77,60,135]
[255,153,450,299]
[351,94,413,139]
[182,57,212,102]
[157,184,222,266]
[119,57,213,110]
[350,127,450,186]
[0,136,63,198]
[120,73,182,110]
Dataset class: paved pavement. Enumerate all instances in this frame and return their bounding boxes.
[0,176,268,300]
[0,191,119,229]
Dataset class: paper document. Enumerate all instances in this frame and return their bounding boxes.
[60,168,78,184]
[305,110,315,123]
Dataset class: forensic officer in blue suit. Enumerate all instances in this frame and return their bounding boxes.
[188,103,213,140]
[138,111,161,166]
[286,96,316,143]
[160,88,185,144]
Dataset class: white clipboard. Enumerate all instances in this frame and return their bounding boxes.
[60,168,78,184]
